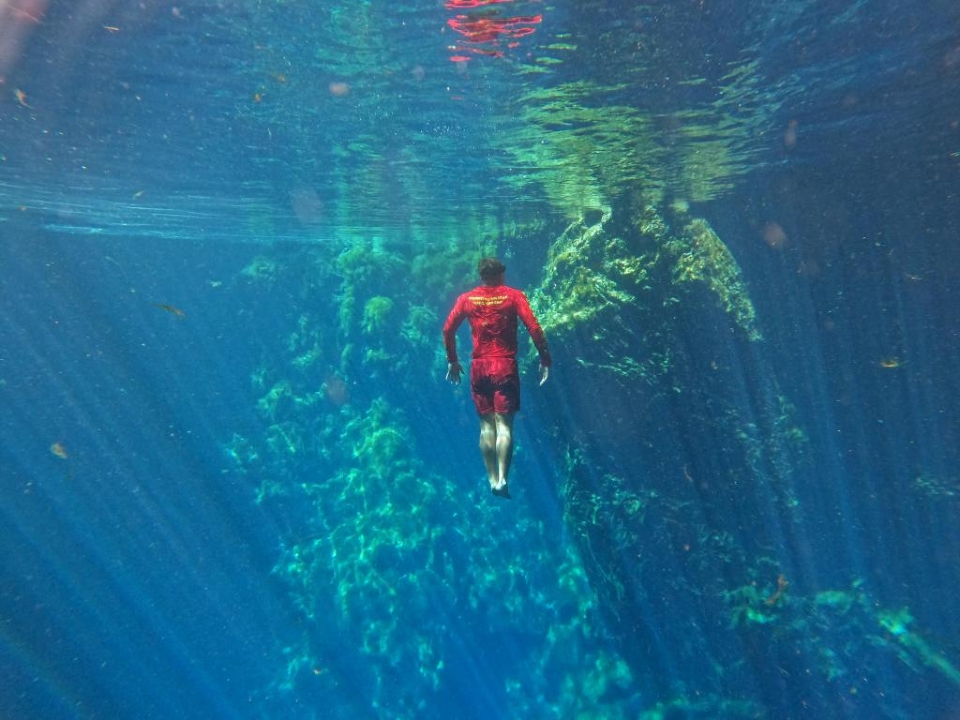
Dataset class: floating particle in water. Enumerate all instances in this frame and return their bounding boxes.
[783,119,798,149]
[324,372,350,406]
[290,186,324,226]
[762,221,788,249]
[153,302,186,319]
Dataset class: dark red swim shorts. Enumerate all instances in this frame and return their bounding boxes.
[470,357,520,415]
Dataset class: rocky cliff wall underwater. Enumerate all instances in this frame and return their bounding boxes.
[221,208,960,718]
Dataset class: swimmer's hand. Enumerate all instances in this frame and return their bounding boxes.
[446,361,463,384]
[539,364,549,386]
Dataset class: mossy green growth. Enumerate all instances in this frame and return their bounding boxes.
[877,608,960,686]
[410,241,493,299]
[532,216,642,337]
[257,380,294,419]
[240,255,280,283]
[401,304,438,349]
[533,201,761,350]
[336,243,403,286]
[351,423,405,480]
[266,421,303,456]
[582,651,633,701]
[362,296,395,335]
[665,218,762,341]
[223,432,259,468]
[814,589,856,612]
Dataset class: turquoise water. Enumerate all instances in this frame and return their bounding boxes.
[2,1,960,718]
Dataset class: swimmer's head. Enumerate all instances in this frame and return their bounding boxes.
[478,257,506,284]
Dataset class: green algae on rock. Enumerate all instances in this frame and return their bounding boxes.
[534,204,760,345]
[665,217,761,341]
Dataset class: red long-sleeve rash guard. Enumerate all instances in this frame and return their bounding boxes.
[443,285,551,366]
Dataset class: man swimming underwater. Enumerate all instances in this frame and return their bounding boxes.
[442,258,551,498]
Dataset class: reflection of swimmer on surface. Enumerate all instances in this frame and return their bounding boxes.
[444,0,542,61]
[442,258,550,499]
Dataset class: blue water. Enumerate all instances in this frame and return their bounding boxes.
[3,0,960,718]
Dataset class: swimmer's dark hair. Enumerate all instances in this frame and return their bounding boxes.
[478,257,506,279]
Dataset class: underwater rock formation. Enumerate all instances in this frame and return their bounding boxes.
[527,201,960,716]
[226,241,639,719]
[530,200,811,705]
[221,211,954,718]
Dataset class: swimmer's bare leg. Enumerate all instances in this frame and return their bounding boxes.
[479,413,499,491]
[493,412,515,498]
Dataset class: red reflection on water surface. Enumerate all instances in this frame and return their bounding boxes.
[444,0,542,62]
[445,0,516,7]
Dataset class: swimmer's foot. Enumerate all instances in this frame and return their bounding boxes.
[491,481,511,499]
